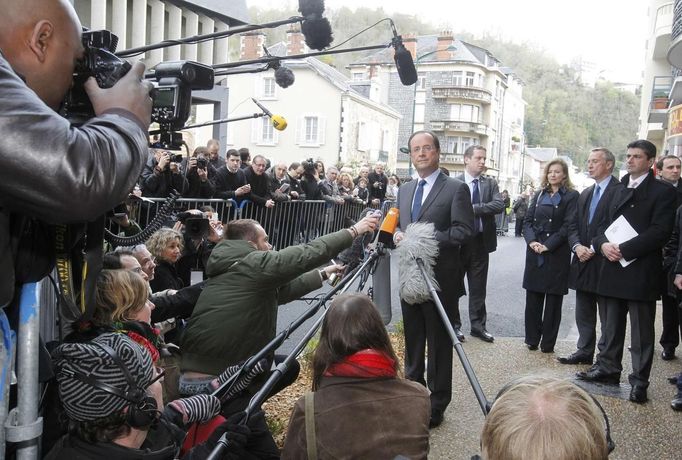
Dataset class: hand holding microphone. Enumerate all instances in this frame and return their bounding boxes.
[349,212,380,237]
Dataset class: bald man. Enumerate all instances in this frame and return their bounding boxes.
[0,0,152,308]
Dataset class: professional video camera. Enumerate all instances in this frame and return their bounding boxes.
[60,29,214,150]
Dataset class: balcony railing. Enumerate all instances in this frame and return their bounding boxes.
[430,120,490,136]
[441,154,464,164]
[431,85,492,103]
[649,75,674,123]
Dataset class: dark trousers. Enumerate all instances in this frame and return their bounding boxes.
[574,290,606,358]
[660,293,682,351]
[524,290,563,350]
[401,292,459,413]
[462,234,490,332]
[597,296,656,387]
[515,215,524,236]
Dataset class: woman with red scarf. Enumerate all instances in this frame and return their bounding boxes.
[281,294,430,459]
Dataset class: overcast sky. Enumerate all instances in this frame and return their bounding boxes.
[248,0,649,84]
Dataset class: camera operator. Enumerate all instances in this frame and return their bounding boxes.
[0,0,150,311]
[183,146,217,199]
[140,149,189,198]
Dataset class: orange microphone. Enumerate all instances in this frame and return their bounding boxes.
[378,207,400,247]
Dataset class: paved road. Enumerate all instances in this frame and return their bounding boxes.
[276,225,578,354]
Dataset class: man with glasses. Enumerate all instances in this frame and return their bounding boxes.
[393,130,474,428]
[244,154,275,208]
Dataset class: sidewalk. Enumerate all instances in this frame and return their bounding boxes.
[428,336,682,459]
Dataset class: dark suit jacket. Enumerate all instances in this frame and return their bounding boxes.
[568,176,622,293]
[594,170,676,301]
[522,187,579,295]
[397,172,475,299]
[456,174,504,252]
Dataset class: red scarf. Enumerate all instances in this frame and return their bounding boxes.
[324,349,397,379]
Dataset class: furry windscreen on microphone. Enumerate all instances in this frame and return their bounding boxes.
[301,17,333,50]
[274,66,295,88]
[395,222,440,305]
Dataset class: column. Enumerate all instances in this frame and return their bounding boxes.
[148,0,165,67]
[198,15,215,65]
[111,0,127,50]
[183,10,199,62]
[214,21,229,65]
[166,3,182,61]
[131,0,147,59]
[90,0,106,30]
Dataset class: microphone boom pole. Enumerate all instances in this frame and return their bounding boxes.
[415,258,491,416]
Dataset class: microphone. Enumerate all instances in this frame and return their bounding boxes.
[251,98,288,131]
[274,65,295,88]
[337,208,382,271]
[298,0,333,50]
[390,21,418,86]
[377,207,399,247]
[394,221,439,305]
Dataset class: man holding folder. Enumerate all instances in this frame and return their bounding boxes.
[578,140,675,404]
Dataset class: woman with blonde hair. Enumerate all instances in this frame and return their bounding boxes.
[146,227,184,292]
[522,158,579,353]
[281,294,430,459]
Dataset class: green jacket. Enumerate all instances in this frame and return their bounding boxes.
[180,229,353,375]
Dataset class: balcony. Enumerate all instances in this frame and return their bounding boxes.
[648,75,673,124]
[441,154,464,164]
[431,86,492,104]
[654,2,673,59]
[430,120,490,136]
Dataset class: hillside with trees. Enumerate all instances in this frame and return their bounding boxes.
[238,6,640,170]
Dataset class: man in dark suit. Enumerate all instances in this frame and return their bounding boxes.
[560,147,621,365]
[578,139,675,404]
[456,145,504,342]
[394,130,474,428]
[656,154,682,360]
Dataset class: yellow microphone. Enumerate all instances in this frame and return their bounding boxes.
[252,98,287,131]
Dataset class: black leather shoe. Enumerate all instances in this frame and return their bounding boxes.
[454,329,465,342]
[471,329,494,343]
[668,375,680,385]
[429,409,444,429]
[672,395,682,411]
[629,385,648,404]
[526,343,538,351]
[558,353,593,365]
[541,347,554,353]
[576,367,620,385]
[662,348,676,361]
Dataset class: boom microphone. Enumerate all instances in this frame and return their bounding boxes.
[251,98,288,131]
[274,65,295,88]
[390,21,418,86]
[394,222,439,305]
[298,0,333,50]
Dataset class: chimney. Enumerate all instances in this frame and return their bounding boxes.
[436,30,454,61]
[240,32,265,61]
[286,25,306,56]
[403,33,417,59]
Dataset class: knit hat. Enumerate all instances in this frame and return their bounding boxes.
[52,333,154,422]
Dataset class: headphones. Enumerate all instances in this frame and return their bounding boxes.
[472,378,615,459]
[56,340,159,428]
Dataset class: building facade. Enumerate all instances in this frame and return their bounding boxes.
[348,31,525,188]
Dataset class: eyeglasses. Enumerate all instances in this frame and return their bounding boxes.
[411,145,435,153]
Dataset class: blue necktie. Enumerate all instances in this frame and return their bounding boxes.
[472,178,482,232]
[588,184,601,224]
[411,179,427,221]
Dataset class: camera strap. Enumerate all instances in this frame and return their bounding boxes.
[54,215,105,321]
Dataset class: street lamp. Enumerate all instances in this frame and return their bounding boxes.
[407,45,457,176]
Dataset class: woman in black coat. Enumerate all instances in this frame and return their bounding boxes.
[522,158,579,353]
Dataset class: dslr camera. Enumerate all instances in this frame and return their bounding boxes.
[61,29,215,150]
[196,157,208,169]
[176,211,210,240]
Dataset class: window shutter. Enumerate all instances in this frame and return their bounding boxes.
[251,117,260,143]
[254,75,262,98]
[318,116,326,145]
[296,115,304,145]
[273,124,280,144]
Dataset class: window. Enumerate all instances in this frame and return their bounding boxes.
[465,72,475,86]
[444,136,458,153]
[417,75,427,90]
[304,116,318,144]
[450,104,461,120]
[261,117,274,144]
[461,104,472,121]
[381,129,392,152]
[357,121,369,151]
[452,71,463,86]
[352,72,366,81]
[263,77,276,98]
[296,115,326,146]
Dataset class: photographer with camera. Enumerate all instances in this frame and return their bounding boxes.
[140,148,189,198]
[0,0,150,304]
[184,146,217,199]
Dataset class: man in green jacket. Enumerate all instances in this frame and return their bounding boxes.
[179,215,379,392]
